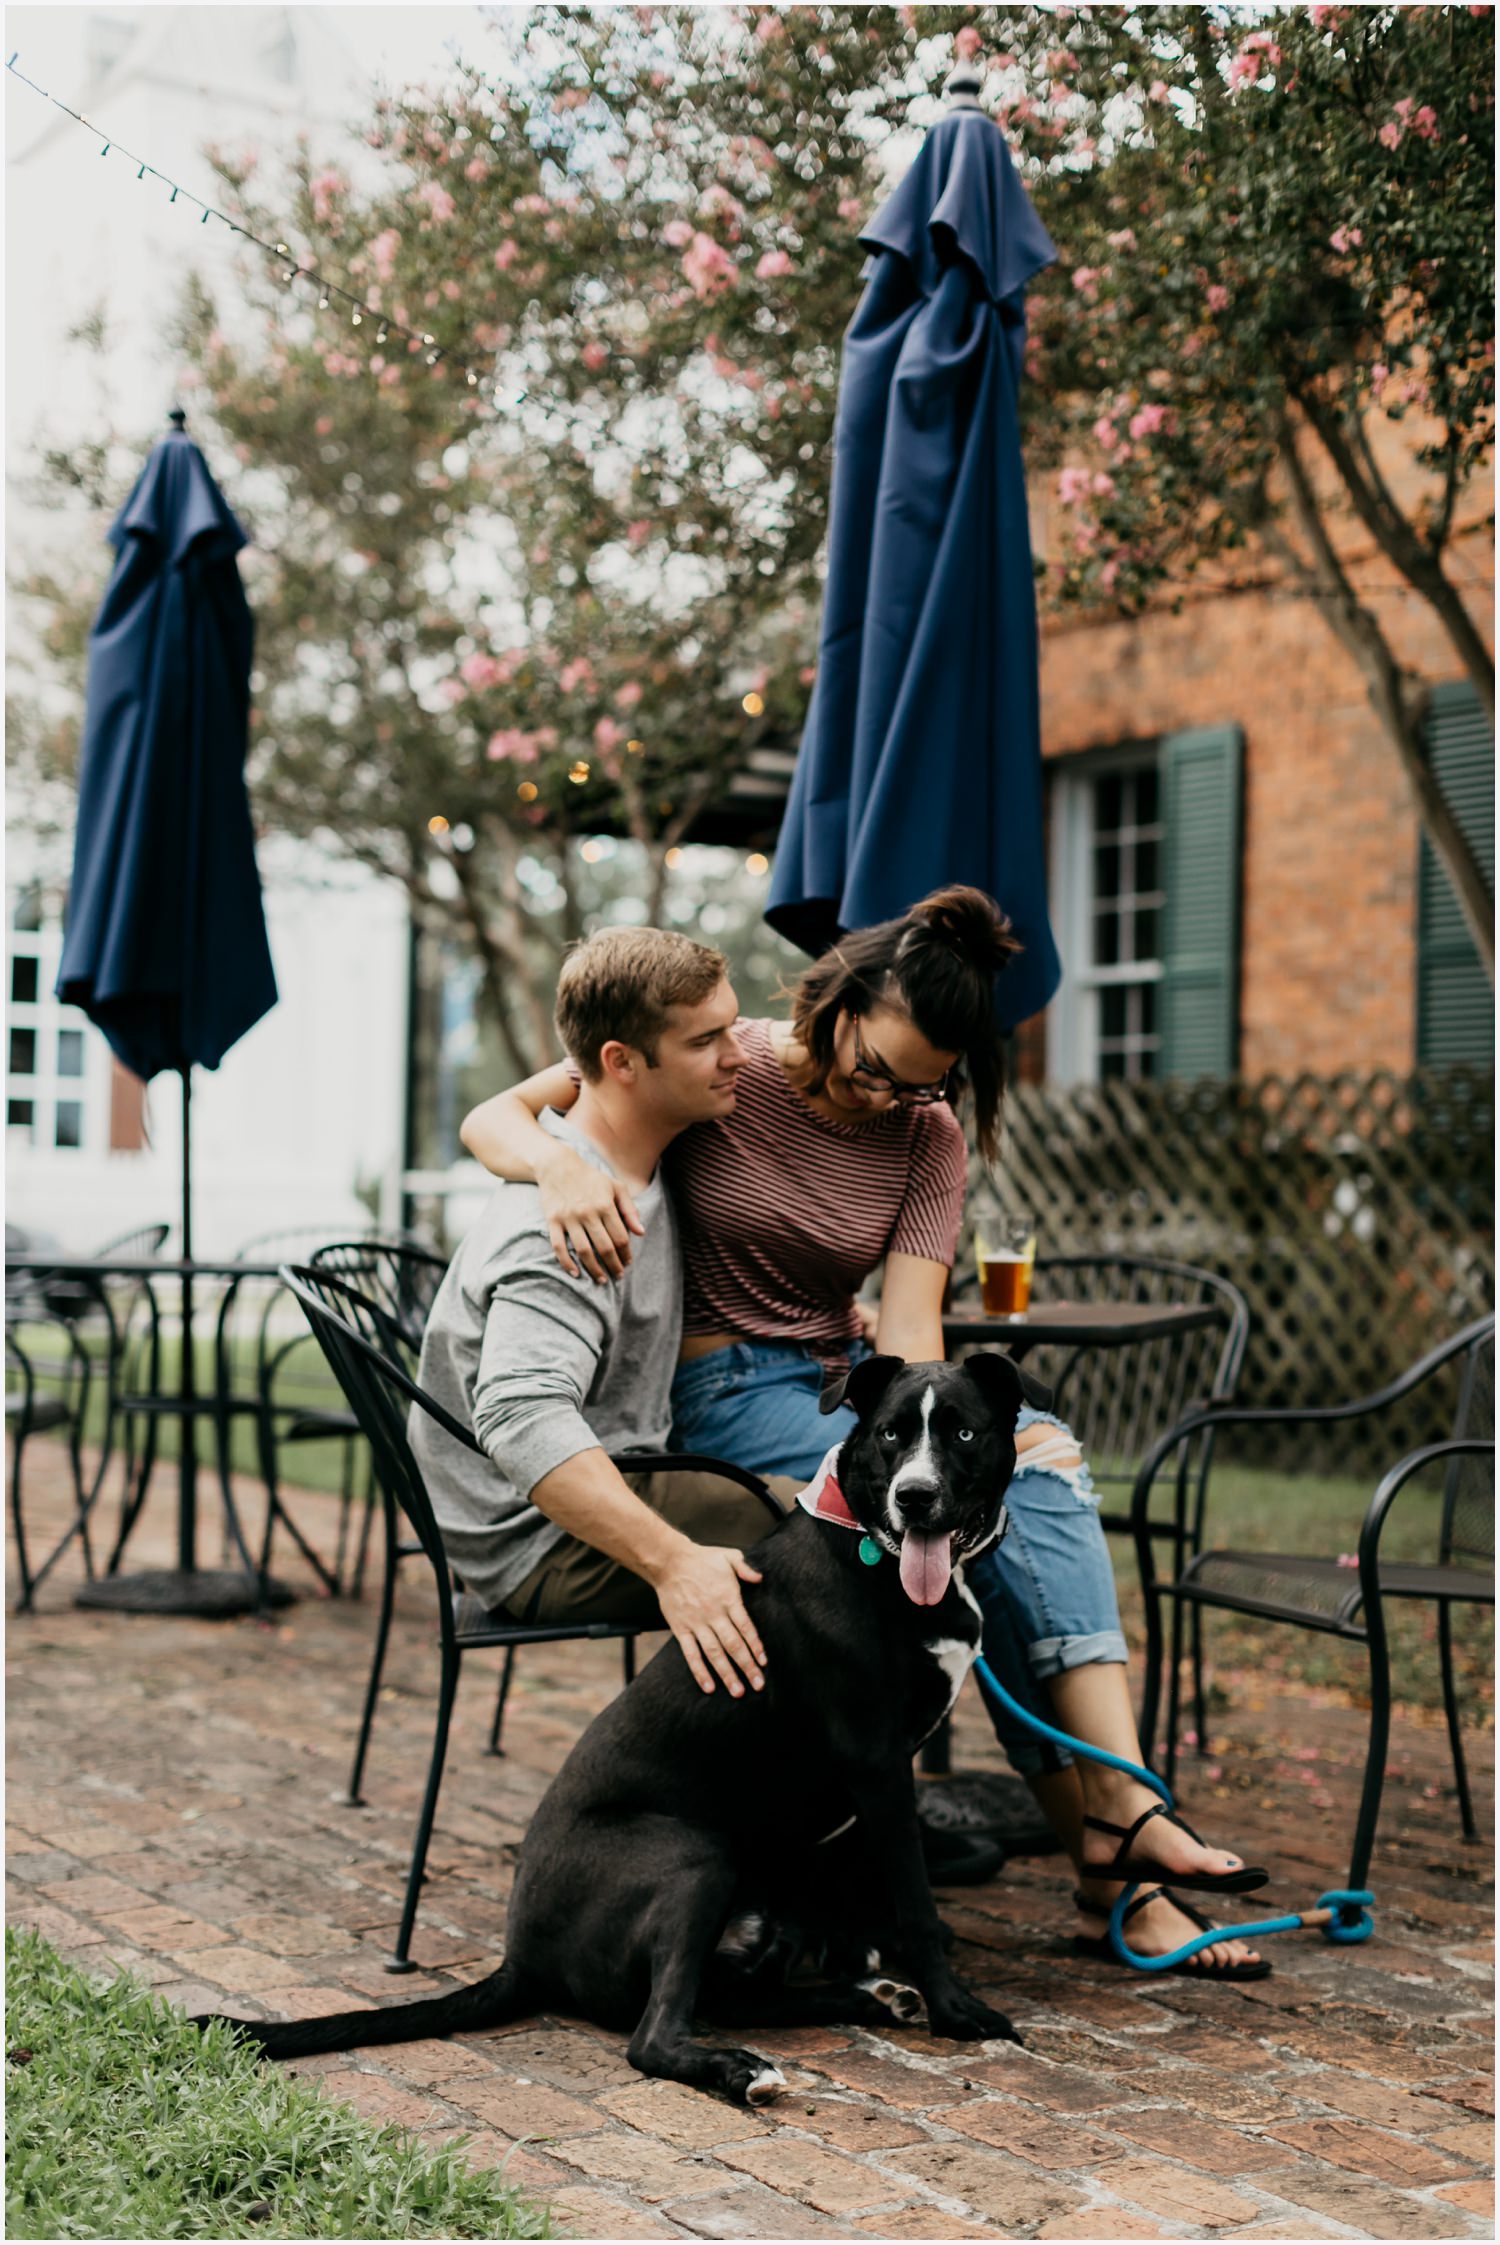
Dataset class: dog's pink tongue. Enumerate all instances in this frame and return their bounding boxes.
[899,1530,954,1606]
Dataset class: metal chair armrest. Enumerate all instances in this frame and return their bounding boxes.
[607,1450,786,1520]
[1358,1439,1494,1577]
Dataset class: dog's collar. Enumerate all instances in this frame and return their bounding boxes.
[798,1443,885,1567]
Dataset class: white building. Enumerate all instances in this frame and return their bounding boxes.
[6,6,481,1254]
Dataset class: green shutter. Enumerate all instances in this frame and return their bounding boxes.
[1159,724,1244,1080]
[1417,681,1494,1067]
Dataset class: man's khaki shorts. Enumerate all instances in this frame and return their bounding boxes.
[507,1468,801,1627]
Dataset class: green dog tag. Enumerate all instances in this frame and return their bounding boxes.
[858,1535,883,1567]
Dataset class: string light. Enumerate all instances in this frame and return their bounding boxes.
[746,852,770,875]
[568,761,591,784]
[580,838,605,862]
[665,846,684,867]
[4,55,488,392]
[517,780,539,802]
[742,691,765,716]
[427,814,450,835]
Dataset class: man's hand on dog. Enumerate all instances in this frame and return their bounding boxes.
[651,1542,766,1696]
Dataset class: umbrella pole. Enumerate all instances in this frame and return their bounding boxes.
[179,1063,196,1574]
[74,1063,293,1618]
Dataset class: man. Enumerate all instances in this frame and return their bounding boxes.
[412,926,770,1698]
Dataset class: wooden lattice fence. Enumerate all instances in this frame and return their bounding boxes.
[967,1066,1495,1472]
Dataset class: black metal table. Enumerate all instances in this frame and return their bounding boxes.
[6,1254,294,1617]
[943,1299,1224,1358]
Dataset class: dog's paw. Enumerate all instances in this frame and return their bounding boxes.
[928,1989,1022,2045]
[857,1973,928,2026]
[740,2061,787,2107]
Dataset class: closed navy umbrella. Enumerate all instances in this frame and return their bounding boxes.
[767,72,1062,1032]
[58,410,278,1614]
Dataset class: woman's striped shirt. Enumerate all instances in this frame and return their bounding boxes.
[667,1017,968,1351]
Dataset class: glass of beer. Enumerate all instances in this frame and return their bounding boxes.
[975,1218,1036,1320]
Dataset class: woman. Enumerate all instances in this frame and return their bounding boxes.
[462,887,1266,1976]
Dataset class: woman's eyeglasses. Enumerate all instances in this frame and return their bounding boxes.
[849,1016,950,1105]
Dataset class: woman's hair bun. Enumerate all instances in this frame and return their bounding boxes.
[902,885,1019,977]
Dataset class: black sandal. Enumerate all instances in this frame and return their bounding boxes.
[1072,1887,1273,1981]
[1082,1801,1268,1894]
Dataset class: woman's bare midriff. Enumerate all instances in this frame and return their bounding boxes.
[678,1333,743,1362]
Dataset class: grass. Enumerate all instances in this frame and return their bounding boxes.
[4,1932,553,2242]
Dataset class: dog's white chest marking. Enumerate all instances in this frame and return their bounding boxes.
[919,1579,982,1740]
[887,1383,938,1528]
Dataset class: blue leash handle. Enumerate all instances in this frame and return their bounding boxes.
[971,1655,1375,1967]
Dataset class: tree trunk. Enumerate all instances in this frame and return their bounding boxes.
[1269,406,1494,980]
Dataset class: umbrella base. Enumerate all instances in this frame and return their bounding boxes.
[74,1569,296,1618]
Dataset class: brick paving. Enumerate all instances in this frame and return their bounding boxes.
[7,1451,1494,2241]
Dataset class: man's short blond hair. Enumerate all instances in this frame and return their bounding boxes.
[555,926,728,1081]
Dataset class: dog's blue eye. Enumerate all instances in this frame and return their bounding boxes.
[957,1428,974,1443]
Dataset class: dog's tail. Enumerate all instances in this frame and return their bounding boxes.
[192,1958,536,2063]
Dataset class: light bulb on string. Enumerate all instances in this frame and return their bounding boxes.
[351,308,362,325]
[319,287,330,309]
[376,323,388,343]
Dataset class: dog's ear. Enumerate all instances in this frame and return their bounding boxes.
[821,1353,905,1418]
[960,1352,1054,1418]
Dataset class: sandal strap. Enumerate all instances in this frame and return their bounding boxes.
[1084,1801,1170,1855]
[1074,1884,1168,1929]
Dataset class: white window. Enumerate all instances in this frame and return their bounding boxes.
[1049,757,1166,1085]
[6,889,108,1154]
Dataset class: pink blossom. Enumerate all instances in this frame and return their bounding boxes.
[1204,282,1231,312]
[1093,417,1118,451]
[1413,105,1440,140]
[756,248,793,279]
[698,184,745,234]
[1128,402,1167,439]
[799,665,816,685]
[1071,266,1100,301]
[466,157,488,182]
[487,729,539,764]
[1379,120,1404,149]
[1148,79,1170,101]
[1106,228,1138,252]
[322,352,362,377]
[1057,466,1094,505]
[682,230,738,298]
[838,196,863,222]
[460,652,505,690]
[1091,470,1117,497]
[1073,519,1099,551]
[954,25,983,60]
[755,13,783,40]
[1309,4,1346,23]
[614,680,644,710]
[315,414,334,437]
[581,340,609,371]
[310,168,346,222]
[626,519,651,549]
[514,193,549,217]
[1099,558,1120,591]
[662,218,694,248]
[438,679,467,706]
[380,365,402,388]
[369,228,402,282]
[1046,48,1076,72]
[416,181,456,222]
[559,658,597,694]
[594,716,626,753]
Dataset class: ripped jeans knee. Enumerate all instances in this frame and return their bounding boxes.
[965,1412,1128,1776]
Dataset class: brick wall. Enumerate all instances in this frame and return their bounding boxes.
[1026,422,1494,1082]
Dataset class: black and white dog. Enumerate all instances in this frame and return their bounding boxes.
[199,1351,1052,2104]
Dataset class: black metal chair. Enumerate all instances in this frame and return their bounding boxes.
[6,1301,94,1610]
[282,1263,784,1971]
[951,1251,1250,1747]
[307,1240,450,1597]
[1133,1314,1494,1891]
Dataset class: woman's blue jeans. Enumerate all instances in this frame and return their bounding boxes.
[669,1338,1127,1776]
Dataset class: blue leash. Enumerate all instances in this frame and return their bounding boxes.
[971,1655,1375,1970]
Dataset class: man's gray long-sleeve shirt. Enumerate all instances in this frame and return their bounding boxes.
[410,1109,681,1611]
